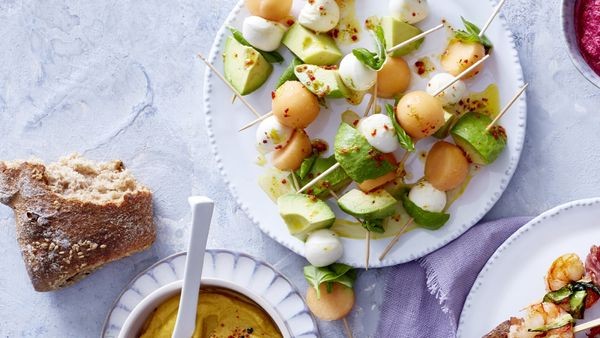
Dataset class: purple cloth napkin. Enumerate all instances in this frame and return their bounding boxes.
[376,216,532,338]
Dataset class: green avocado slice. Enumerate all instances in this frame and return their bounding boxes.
[296,155,352,199]
[282,23,343,65]
[338,189,397,220]
[400,193,449,230]
[433,111,459,139]
[223,36,273,95]
[450,112,507,165]
[277,193,336,241]
[334,123,396,183]
[294,64,351,98]
[381,16,424,57]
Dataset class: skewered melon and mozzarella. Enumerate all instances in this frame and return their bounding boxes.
[338,54,377,92]
[242,16,286,52]
[426,73,467,106]
[357,114,399,153]
[395,91,445,140]
[245,0,292,21]
[389,0,429,24]
[304,229,344,267]
[298,0,340,33]
[256,115,294,153]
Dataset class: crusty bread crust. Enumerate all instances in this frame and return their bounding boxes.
[0,159,155,292]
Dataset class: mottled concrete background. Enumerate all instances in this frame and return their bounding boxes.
[0,0,598,337]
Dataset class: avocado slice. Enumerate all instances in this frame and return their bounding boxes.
[277,193,336,241]
[282,23,343,66]
[294,64,351,98]
[400,193,449,230]
[450,112,507,165]
[381,16,424,57]
[296,155,352,198]
[334,123,396,183]
[338,189,397,220]
[433,111,459,139]
[223,36,273,95]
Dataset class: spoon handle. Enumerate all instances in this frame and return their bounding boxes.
[172,196,214,338]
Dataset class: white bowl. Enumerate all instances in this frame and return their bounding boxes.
[118,278,291,338]
[562,0,600,89]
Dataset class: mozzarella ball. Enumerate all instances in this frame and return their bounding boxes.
[441,40,486,79]
[245,0,292,21]
[377,57,411,99]
[304,229,344,267]
[255,115,294,153]
[357,114,399,153]
[298,0,340,33]
[395,91,445,140]
[389,0,429,24]
[242,16,286,52]
[273,81,320,128]
[409,180,447,212]
[272,129,313,170]
[426,73,467,106]
[425,141,469,191]
[339,54,377,92]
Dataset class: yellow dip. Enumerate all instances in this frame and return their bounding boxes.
[139,289,282,338]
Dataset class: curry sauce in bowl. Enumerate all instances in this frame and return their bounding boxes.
[138,286,282,338]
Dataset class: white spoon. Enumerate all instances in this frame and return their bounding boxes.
[171,196,214,338]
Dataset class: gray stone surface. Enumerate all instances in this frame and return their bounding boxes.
[0,0,598,337]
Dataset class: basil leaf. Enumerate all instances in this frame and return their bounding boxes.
[277,57,303,88]
[401,192,449,230]
[352,25,387,71]
[361,219,385,233]
[352,48,378,69]
[303,263,356,299]
[385,104,415,152]
[454,17,493,52]
[296,154,318,180]
[228,27,284,64]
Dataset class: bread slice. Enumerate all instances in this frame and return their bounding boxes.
[0,154,155,292]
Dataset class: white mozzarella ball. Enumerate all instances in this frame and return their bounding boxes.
[389,0,429,24]
[357,114,399,153]
[338,54,377,92]
[426,73,467,106]
[255,115,294,153]
[242,16,286,52]
[298,0,340,33]
[408,180,447,212]
[305,229,344,267]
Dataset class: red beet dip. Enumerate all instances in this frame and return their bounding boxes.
[576,0,600,75]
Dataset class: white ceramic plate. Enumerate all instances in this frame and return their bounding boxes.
[102,249,318,338]
[458,198,600,337]
[205,0,526,267]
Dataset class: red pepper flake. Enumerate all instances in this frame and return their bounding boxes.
[371,129,377,136]
[281,179,287,184]
[329,28,340,39]
[383,124,389,131]
[351,35,358,41]
[275,144,283,150]
[286,19,295,26]
[271,91,276,99]
[415,61,426,75]
[352,119,359,127]
[262,140,267,144]
[312,139,329,153]
[489,125,507,140]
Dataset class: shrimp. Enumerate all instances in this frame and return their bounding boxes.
[508,302,574,338]
[546,253,585,292]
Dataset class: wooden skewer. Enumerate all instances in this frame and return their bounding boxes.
[239,112,274,131]
[575,317,600,333]
[342,317,354,338]
[485,83,528,132]
[363,80,378,117]
[197,53,262,118]
[298,162,342,194]
[479,0,507,38]
[386,23,445,54]
[432,54,491,97]
[365,231,371,271]
[378,218,414,261]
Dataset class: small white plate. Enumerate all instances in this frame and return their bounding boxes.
[102,249,318,338]
[458,198,600,337]
[205,0,526,268]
